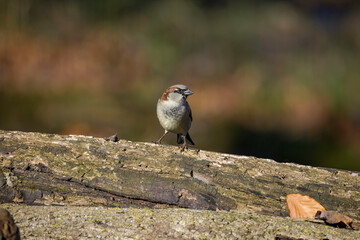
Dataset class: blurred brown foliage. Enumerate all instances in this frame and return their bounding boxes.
[1,0,360,170]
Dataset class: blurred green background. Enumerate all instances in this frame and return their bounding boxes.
[1,0,360,170]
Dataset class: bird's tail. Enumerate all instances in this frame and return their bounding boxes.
[177,133,195,145]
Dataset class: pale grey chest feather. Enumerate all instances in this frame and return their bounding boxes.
[157,99,191,133]
[163,104,186,120]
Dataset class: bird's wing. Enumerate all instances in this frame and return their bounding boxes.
[189,109,193,122]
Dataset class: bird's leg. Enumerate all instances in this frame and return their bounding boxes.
[180,135,187,152]
[155,130,168,144]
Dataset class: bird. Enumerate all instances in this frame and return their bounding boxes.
[0,208,21,240]
[156,84,195,151]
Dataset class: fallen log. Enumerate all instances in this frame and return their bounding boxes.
[1,130,359,239]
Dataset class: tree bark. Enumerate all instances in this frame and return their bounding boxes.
[1,130,359,238]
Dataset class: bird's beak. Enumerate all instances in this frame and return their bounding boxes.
[184,89,194,96]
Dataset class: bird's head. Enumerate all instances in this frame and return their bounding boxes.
[161,84,194,102]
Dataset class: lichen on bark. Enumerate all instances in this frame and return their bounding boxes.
[1,130,360,239]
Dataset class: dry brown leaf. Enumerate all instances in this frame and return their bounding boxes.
[315,210,353,228]
[350,222,360,231]
[286,194,325,218]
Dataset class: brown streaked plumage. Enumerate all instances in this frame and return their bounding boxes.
[160,86,179,101]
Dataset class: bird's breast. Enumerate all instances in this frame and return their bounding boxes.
[157,100,191,133]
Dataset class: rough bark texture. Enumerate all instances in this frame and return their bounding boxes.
[3,204,360,240]
[0,130,360,239]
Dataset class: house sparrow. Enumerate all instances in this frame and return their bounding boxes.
[0,208,20,240]
[156,84,195,151]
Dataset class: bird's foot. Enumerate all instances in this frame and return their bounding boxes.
[180,143,187,152]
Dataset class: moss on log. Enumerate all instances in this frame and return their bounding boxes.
[1,130,360,239]
[3,204,360,240]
